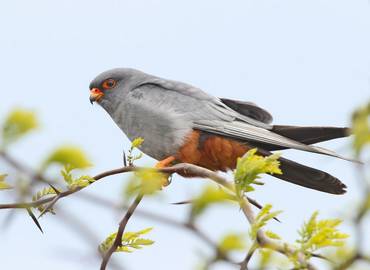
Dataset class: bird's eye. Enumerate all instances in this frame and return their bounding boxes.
[102,79,117,90]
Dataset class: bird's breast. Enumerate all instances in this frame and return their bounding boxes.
[110,99,193,160]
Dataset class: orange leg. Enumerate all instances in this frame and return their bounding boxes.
[155,156,176,169]
[155,156,176,186]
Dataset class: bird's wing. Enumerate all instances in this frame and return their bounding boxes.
[135,78,273,129]
[220,98,273,124]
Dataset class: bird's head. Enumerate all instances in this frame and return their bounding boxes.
[89,68,125,106]
[89,68,145,107]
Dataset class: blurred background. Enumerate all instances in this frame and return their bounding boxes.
[0,0,369,269]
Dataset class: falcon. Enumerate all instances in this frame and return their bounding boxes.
[89,68,355,194]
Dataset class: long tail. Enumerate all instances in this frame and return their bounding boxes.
[256,148,347,194]
[274,157,347,194]
[270,125,350,150]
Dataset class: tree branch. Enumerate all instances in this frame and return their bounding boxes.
[0,164,264,214]
[100,193,144,270]
[0,160,329,269]
[239,242,258,270]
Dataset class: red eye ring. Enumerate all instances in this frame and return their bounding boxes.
[102,78,117,90]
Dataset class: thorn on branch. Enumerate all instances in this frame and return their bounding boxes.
[48,183,61,195]
[26,208,43,233]
[122,151,127,167]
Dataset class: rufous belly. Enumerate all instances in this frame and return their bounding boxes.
[176,130,250,172]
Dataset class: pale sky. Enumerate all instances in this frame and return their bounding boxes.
[0,1,369,269]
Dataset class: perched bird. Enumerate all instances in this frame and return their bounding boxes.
[89,68,355,195]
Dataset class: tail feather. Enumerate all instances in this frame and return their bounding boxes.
[270,125,350,150]
[274,157,347,194]
[256,149,347,194]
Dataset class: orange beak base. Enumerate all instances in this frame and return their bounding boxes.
[90,88,104,104]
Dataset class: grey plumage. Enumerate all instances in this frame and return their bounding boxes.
[90,68,355,194]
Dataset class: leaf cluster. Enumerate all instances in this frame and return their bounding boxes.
[61,165,95,189]
[0,174,12,190]
[218,233,247,253]
[250,204,282,240]
[234,149,282,194]
[296,211,348,259]
[125,168,167,200]
[99,228,154,254]
[42,146,91,171]
[32,187,58,213]
[191,185,232,218]
[1,108,38,147]
[127,137,144,166]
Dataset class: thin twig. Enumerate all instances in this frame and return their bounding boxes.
[240,242,258,270]
[100,193,144,270]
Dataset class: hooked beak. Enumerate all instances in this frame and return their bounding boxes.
[89,88,104,104]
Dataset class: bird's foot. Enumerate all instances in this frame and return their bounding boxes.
[155,156,176,187]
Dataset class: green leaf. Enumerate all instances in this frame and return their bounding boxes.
[131,168,167,195]
[68,175,95,189]
[99,227,154,254]
[191,185,232,218]
[250,204,282,240]
[2,108,38,147]
[219,233,246,253]
[127,137,144,165]
[265,230,282,240]
[131,137,144,149]
[32,187,58,214]
[296,211,349,257]
[259,249,274,268]
[60,165,95,189]
[0,174,12,190]
[42,146,91,171]
[32,187,58,201]
[61,165,74,185]
[234,149,282,195]
[352,102,370,156]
